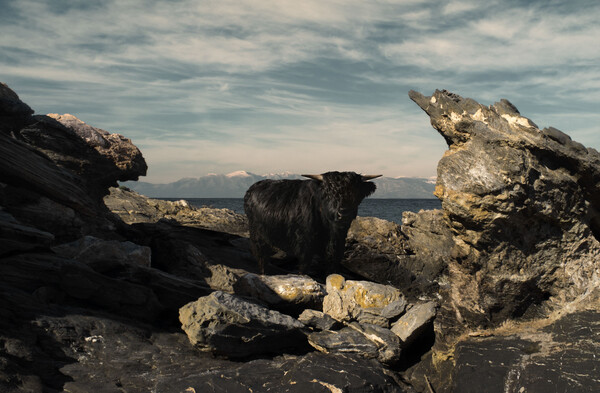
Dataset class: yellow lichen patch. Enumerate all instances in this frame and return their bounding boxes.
[349,283,400,308]
[275,284,301,301]
[327,274,346,291]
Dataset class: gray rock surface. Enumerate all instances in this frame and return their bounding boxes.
[391,301,437,346]
[179,291,306,358]
[308,322,402,365]
[298,309,343,331]
[52,235,151,270]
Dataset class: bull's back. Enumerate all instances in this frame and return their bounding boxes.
[244,179,321,250]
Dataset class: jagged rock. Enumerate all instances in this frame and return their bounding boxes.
[47,113,146,182]
[203,263,245,292]
[0,82,33,133]
[409,89,600,332]
[323,274,405,327]
[235,273,326,313]
[391,301,437,346]
[105,186,249,236]
[405,300,600,393]
[51,235,151,271]
[298,309,343,331]
[179,291,307,358]
[0,84,146,243]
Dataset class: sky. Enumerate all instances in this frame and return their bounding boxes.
[1,0,599,183]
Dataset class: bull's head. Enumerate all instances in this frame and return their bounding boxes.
[302,171,381,224]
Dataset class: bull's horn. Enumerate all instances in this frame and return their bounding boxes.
[302,174,324,181]
[361,174,382,181]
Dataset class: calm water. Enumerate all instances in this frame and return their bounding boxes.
[170,198,441,224]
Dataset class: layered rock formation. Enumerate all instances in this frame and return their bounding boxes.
[2,81,599,393]
[405,89,600,393]
[0,83,418,392]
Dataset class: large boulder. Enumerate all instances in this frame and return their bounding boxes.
[404,89,600,392]
[179,291,307,358]
[409,89,600,331]
[0,84,147,242]
[323,274,406,328]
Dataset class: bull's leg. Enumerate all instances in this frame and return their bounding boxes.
[325,232,348,273]
[249,233,271,274]
[297,252,313,275]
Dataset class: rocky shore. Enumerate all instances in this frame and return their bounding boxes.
[1,82,599,392]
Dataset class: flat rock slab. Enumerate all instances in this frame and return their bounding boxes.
[449,310,600,393]
[179,291,306,358]
[308,322,402,365]
[155,352,409,393]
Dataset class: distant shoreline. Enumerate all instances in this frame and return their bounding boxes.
[160,197,442,224]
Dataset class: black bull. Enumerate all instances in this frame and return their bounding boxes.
[243,171,380,273]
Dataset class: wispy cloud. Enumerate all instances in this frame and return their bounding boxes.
[1,0,599,182]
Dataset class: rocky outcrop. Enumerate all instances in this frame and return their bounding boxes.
[410,89,600,329]
[404,89,600,392]
[105,186,249,236]
[345,212,453,297]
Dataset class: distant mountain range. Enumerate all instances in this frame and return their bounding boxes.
[120,171,437,199]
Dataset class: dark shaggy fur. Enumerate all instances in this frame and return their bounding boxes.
[243,171,377,273]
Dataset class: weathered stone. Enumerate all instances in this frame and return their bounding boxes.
[308,322,402,365]
[179,291,306,358]
[409,89,600,333]
[323,274,405,327]
[0,252,163,321]
[235,273,326,312]
[204,263,245,293]
[309,327,380,357]
[391,301,437,346]
[298,309,343,331]
[0,82,33,134]
[348,322,403,365]
[51,235,151,270]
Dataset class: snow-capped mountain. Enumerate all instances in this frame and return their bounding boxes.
[120,172,436,198]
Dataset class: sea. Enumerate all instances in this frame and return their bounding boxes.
[168,198,442,224]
